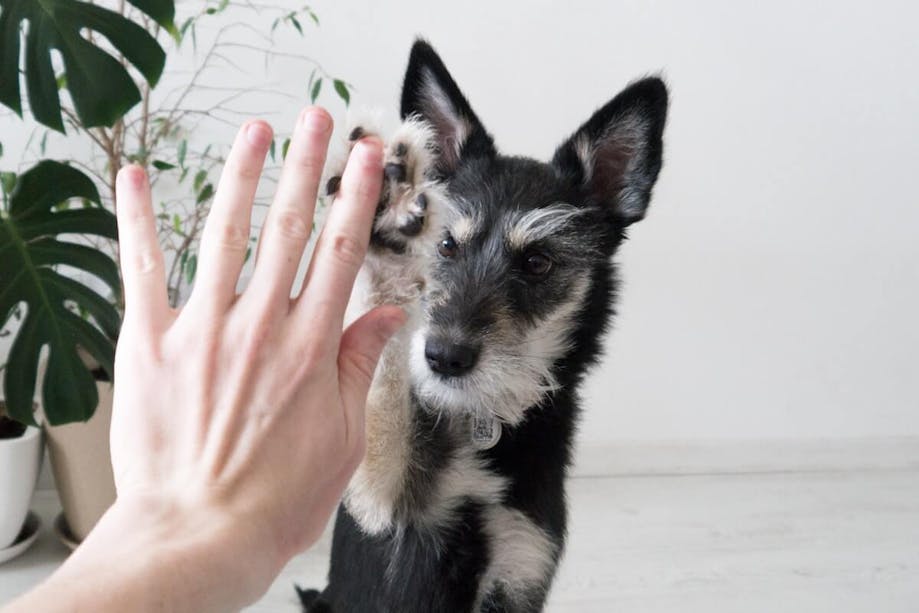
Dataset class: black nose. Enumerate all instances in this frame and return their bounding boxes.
[425,338,480,377]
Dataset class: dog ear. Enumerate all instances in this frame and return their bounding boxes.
[400,40,495,174]
[552,78,668,226]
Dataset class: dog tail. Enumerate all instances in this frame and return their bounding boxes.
[295,584,332,612]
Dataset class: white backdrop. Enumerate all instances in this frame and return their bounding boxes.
[3,1,918,450]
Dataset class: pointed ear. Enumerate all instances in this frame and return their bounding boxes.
[400,40,495,174]
[552,78,668,225]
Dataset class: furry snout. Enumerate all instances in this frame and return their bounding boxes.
[424,336,481,377]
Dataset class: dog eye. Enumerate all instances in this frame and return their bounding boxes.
[438,234,458,258]
[523,252,552,276]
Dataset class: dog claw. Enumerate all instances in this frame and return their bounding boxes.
[326,176,341,196]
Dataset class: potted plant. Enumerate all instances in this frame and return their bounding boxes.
[1,0,351,544]
[0,400,42,559]
[1,159,121,543]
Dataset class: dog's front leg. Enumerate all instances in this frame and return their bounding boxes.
[326,118,446,534]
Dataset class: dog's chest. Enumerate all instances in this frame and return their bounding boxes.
[346,394,508,535]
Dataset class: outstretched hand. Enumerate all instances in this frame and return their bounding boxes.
[6,107,403,613]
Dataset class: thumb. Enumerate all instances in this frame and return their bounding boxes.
[338,305,407,418]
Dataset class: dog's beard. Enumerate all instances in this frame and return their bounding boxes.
[410,328,555,425]
[409,278,589,425]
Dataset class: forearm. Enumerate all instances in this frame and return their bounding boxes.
[5,497,278,613]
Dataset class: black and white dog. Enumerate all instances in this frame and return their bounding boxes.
[300,40,668,612]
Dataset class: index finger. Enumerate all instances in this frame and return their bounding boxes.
[115,165,169,332]
[295,138,383,330]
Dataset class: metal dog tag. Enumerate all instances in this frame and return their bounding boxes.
[471,410,501,450]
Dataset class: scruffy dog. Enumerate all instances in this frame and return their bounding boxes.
[299,40,668,612]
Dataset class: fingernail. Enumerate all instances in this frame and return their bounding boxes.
[301,108,331,133]
[246,122,273,148]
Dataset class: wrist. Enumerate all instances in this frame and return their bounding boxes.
[11,494,280,613]
[104,494,279,608]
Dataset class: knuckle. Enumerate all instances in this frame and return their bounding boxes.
[274,209,311,242]
[327,233,365,269]
[133,248,164,275]
[209,222,249,252]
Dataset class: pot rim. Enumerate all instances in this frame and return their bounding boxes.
[0,424,42,447]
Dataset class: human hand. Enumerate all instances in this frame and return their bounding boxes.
[49,108,401,610]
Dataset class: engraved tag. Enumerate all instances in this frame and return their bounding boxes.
[471,410,501,450]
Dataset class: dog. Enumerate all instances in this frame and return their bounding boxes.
[299,39,668,612]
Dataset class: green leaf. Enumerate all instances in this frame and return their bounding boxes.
[193,169,207,192]
[333,79,350,106]
[310,78,322,104]
[0,0,176,132]
[269,139,276,162]
[282,138,291,160]
[172,213,181,233]
[0,161,120,425]
[177,139,187,168]
[152,160,176,170]
[178,17,194,44]
[125,0,176,30]
[185,253,197,284]
[307,9,319,26]
[0,141,3,158]
[196,183,214,205]
[205,0,228,15]
[289,15,303,36]
[0,171,13,196]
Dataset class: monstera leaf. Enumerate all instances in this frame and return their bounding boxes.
[0,0,175,131]
[1,161,120,425]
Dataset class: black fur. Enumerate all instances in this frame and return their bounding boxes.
[302,39,667,612]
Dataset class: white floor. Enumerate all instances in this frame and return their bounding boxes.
[3,468,918,612]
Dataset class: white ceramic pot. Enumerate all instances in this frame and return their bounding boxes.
[0,425,43,549]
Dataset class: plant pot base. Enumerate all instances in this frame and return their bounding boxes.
[53,512,80,551]
[0,512,41,565]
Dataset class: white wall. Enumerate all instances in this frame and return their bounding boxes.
[3,1,918,447]
[303,0,919,443]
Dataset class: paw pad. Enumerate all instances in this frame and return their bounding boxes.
[384,162,407,183]
[324,117,445,255]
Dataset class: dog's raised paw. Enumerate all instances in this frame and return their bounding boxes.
[325,117,445,255]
